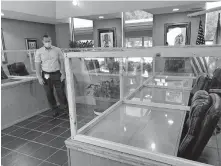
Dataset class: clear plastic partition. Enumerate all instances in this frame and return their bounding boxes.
[65,46,221,130]
[1,50,36,76]
[155,55,221,77]
[128,74,193,106]
[69,57,121,127]
[145,76,193,89]
[123,57,153,97]
[129,87,190,106]
[84,103,185,156]
[155,57,194,76]
[69,55,154,120]
[65,46,221,166]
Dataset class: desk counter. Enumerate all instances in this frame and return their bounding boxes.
[1,76,49,129]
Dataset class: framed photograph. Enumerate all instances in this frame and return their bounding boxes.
[98,28,116,48]
[164,22,191,46]
[1,29,7,64]
[25,38,38,50]
[25,38,37,72]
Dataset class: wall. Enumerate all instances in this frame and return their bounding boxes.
[1,18,56,74]
[1,18,56,50]
[93,18,122,47]
[55,23,94,48]
[152,11,206,46]
[55,23,70,48]
[75,33,93,41]
[55,22,153,47]
[2,1,56,18]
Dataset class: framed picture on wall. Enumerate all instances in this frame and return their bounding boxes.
[98,28,116,48]
[164,22,191,46]
[25,38,37,72]
[1,29,7,64]
[25,38,38,50]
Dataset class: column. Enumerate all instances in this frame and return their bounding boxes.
[69,17,75,42]
[121,12,125,47]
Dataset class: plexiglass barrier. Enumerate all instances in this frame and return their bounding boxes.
[1,50,36,76]
[65,55,154,122]
[64,45,221,166]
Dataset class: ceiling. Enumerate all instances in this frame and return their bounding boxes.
[79,13,121,21]
[1,10,59,24]
[146,2,206,14]
[1,1,58,24]
[1,1,207,24]
[55,1,206,19]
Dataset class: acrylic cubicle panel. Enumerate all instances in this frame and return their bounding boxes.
[1,50,36,76]
[64,45,221,133]
[64,45,221,166]
[128,74,194,106]
[128,86,191,106]
[67,54,154,113]
[83,103,186,156]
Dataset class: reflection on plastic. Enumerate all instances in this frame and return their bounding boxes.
[168,120,174,125]
[151,143,156,151]
[84,104,185,156]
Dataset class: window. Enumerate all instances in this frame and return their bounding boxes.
[205,2,221,44]
[205,40,213,45]
[126,37,152,47]
[125,10,153,24]
[73,18,93,28]
[126,38,142,47]
[205,10,221,43]
[144,37,153,47]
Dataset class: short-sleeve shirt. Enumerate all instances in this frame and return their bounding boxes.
[35,46,64,72]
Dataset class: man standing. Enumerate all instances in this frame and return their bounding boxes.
[35,34,68,117]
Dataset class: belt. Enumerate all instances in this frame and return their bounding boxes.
[42,70,60,74]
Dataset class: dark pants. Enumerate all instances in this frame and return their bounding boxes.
[42,70,68,111]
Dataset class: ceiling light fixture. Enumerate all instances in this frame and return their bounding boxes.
[168,120,174,125]
[206,1,221,10]
[99,16,104,19]
[124,127,127,132]
[72,0,79,6]
[173,8,179,12]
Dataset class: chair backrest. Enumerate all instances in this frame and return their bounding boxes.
[191,74,211,95]
[190,93,221,160]
[178,90,212,159]
[1,67,8,79]
[7,62,29,76]
[178,91,221,160]
[188,74,211,106]
[210,68,221,89]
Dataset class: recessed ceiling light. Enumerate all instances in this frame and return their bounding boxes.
[72,0,79,6]
[1,12,4,16]
[168,120,174,125]
[173,8,179,12]
[99,16,104,19]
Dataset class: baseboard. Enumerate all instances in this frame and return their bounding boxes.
[1,107,50,130]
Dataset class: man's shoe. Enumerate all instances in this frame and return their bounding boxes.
[63,105,69,115]
[94,109,104,116]
[53,111,59,117]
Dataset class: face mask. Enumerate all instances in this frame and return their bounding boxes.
[44,42,51,48]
